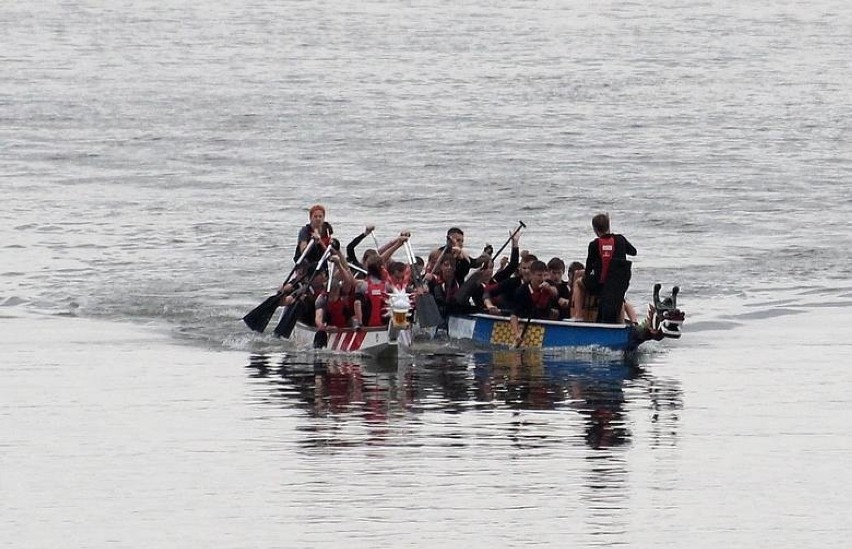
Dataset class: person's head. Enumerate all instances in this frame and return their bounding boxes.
[567,261,584,283]
[519,254,537,282]
[529,260,548,288]
[477,260,494,282]
[547,257,565,282]
[361,248,379,266]
[447,227,464,248]
[592,213,610,236]
[439,256,456,281]
[387,261,408,286]
[309,204,326,228]
[365,253,383,279]
[292,262,309,280]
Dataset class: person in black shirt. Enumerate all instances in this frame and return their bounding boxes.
[573,213,637,323]
[510,260,558,346]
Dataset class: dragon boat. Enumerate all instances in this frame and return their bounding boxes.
[447,284,684,354]
[288,288,414,360]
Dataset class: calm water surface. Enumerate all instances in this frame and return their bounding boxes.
[2,0,851,547]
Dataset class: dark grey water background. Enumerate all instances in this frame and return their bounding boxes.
[2,1,851,547]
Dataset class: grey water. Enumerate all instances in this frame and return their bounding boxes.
[2,0,851,547]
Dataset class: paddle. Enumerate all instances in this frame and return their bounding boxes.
[243,240,316,333]
[313,330,329,349]
[403,239,443,328]
[492,220,526,261]
[273,246,333,339]
[514,313,534,349]
[428,234,454,275]
[311,261,337,348]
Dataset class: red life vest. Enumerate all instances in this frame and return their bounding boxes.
[364,277,387,327]
[597,236,615,283]
[439,275,458,302]
[326,295,350,328]
[531,286,552,311]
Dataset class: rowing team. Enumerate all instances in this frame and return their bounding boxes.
[270,205,638,345]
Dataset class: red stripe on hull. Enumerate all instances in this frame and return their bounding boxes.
[339,331,354,351]
[349,330,368,351]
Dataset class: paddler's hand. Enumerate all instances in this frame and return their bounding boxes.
[364,224,375,235]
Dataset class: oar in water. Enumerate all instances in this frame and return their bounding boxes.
[514,313,534,349]
[403,239,443,328]
[243,240,316,333]
[273,246,333,339]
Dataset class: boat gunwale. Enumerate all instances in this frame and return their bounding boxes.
[454,313,631,330]
[293,322,391,335]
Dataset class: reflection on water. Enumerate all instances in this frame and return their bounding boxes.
[246,350,684,545]
[245,350,683,453]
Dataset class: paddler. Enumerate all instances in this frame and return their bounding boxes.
[295,204,333,264]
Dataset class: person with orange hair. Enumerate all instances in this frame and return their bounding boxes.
[295,204,334,264]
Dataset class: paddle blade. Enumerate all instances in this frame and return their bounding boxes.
[242,294,280,333]
[273,301,303,338]
[415,294,443,328]
[313,330,329,349]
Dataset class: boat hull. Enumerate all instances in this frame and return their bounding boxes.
[291,322,411,360]
[447,314,635,352]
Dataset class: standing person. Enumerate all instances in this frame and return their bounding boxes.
[295,204,334,264]
[575,213,637,323]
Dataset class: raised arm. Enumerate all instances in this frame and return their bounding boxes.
[330,250,357,291]
[346,224,375,263]
[378,231,410,263]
